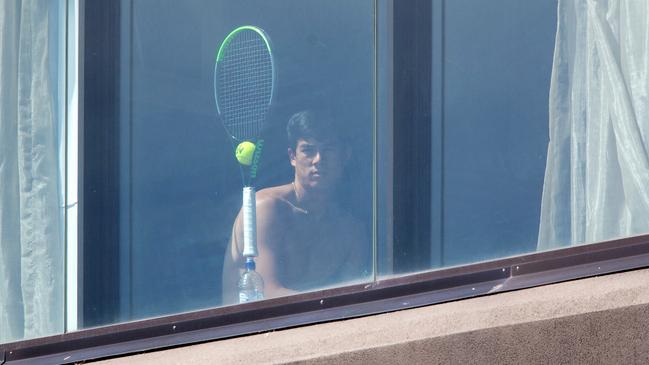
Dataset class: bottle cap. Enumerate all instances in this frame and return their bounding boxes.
[245,257,256,270]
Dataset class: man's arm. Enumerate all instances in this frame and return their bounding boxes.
[253,196,297,298]
[221,214,244,305]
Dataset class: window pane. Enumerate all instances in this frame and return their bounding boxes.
[439,0,556,266]
[0,0,66,343]
[385,0,649,277]
[82,0,374,326]
[383,0,558,275]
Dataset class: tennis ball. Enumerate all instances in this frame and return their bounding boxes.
[235,141,256,166]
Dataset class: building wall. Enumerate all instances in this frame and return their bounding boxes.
[92,267,649,364]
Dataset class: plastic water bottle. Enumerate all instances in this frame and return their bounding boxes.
[238,257,264,303]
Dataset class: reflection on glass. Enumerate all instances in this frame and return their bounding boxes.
[0,1,66,343]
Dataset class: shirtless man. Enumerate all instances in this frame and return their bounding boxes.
[222,110,370,304]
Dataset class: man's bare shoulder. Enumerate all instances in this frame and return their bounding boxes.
[256,184,295,213]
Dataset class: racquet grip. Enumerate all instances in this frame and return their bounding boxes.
[242,187,258,257]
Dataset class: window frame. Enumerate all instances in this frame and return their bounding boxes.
[4,235,649,363]
[3,0,649,363]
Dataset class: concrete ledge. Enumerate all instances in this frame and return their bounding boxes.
[292,304,649,364]
[94,268,649,364]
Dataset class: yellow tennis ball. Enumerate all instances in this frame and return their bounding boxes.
[235,141,256,166]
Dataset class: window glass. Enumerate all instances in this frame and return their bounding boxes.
[438,0,557,266]
[382,0,558,275]
[0,0,67,343]
[82,0,374,326]
[384,0,649,277]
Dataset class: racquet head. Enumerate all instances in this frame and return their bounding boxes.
[214,26,275,143]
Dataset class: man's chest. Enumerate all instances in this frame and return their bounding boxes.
[278,219,352,288]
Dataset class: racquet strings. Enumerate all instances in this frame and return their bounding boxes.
[215,29,273,142]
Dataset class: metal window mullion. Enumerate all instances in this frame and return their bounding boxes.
[65,0,81,334]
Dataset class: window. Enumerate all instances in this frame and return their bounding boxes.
[3,1,649,362]
[81,0,375,327]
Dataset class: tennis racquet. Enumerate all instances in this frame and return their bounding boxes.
[214,26,275,259]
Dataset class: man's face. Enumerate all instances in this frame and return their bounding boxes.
[289,137,347,191]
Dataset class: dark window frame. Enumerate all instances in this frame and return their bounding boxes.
[4,235,649,363]
[3,0,649,363]
[79,0,123,328]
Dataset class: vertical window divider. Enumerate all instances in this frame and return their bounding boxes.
[376,0,395,275]
[65,0,81,334]
[430,0,444,268]
[392,0,432,272]
[118,0,133,324]
[372,0,379,283]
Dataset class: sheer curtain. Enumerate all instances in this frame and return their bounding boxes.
[0,0,64,343]
[539,0,649,250]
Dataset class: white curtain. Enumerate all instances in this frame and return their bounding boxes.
[539,0,649,250]
[0,0,64,343]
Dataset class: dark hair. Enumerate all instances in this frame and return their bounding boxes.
[286,110,341,149]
